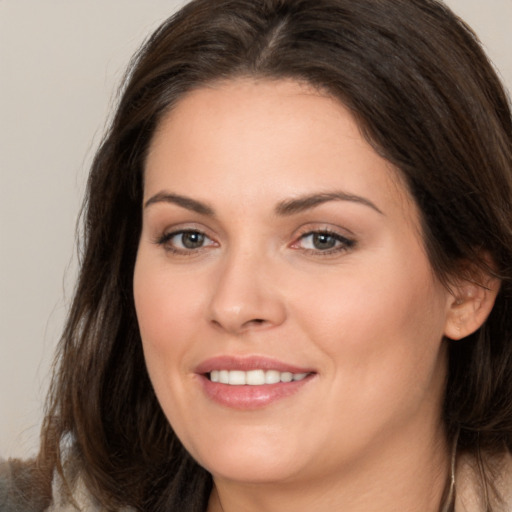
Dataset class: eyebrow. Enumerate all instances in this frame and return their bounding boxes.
[275,192,383,216]
[144,190,383,216]
[144,192,215,216]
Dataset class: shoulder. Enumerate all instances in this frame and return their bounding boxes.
[1,457,133,512]
[47,459,134,511]
[46,461,101,511]
[0,458,16,511]
[455,450,512,512]
[1,457,46,511]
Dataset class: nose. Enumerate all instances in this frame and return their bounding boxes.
[208,248,287,334]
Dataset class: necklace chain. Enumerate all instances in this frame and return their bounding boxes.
[440,428,460,512]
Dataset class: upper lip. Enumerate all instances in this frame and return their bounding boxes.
[195,355,315,375]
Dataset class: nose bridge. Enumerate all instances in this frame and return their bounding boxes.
[208,241,286,333]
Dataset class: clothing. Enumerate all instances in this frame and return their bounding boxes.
[2,454,512,511]
[455,452,512,512]
[0,458,46,512]
[0,458,125,512]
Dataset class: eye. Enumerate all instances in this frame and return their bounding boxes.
[294,230,355,254]
[157,229,216,254]
[174,231,207,249]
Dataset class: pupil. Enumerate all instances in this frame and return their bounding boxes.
[313,233,336,250]
[182,232,204,249]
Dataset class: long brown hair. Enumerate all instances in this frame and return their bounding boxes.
[35,0,512,510]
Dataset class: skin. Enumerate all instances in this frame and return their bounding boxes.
[133,78,489,512]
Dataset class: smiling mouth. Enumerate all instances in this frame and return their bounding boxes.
[198,360,316,408]
[208,369,310,385]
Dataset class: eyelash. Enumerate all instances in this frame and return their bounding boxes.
[292,229,356,256]
[154,228,356,256]
[155,230,217,256]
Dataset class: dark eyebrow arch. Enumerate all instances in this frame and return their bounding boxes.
[144,192,215,216]
[275,191,383,216]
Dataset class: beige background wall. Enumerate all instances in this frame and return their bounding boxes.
[1,0,511,458]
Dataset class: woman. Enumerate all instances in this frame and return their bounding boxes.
[2,0,511,510]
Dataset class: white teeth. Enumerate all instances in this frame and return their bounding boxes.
[209,369,309,385]
[280,372,293,383]
[246,370,265,385]
[265,370,281,384]
[228,370,246,385]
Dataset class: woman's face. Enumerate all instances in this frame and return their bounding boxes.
[134,79,454,486]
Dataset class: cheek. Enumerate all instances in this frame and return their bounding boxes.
[298,251,449,401]
[133,255,210,438]
[135,255,196,327]
[300,265,444,343]
[133,256,205,376]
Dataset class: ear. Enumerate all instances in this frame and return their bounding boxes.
[444,270,500,341]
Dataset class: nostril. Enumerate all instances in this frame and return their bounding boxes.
[241,318,266,329]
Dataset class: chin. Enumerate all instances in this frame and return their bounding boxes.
[203,456,304,484]
[188,432,310,484]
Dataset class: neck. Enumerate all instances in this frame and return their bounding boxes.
[207,421,451,512]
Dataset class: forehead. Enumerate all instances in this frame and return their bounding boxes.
[144,78,416,224]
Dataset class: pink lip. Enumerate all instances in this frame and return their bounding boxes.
[195,355,314,374]
[195,356,316,410]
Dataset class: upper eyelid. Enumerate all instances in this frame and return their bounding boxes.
[293,230,354,246]
[159,228,214,242]
[291,224,357,247]
[155,230,217,256]
[292,222,356,239]
[151,221,356,246]
[297,227,351,236]
[153,222,215,238]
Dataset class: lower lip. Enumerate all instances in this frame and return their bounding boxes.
[198,374,314,409]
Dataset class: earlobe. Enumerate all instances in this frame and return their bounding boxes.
[443,274,500,341]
